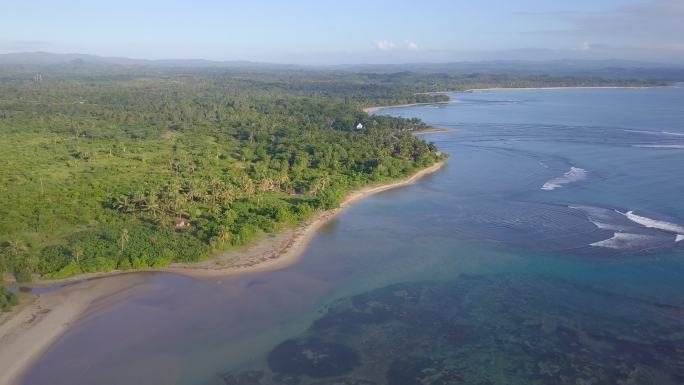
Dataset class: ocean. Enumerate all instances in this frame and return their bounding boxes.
[22,87,684,385]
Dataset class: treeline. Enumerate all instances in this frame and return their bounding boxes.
[0,68,445,288]
[0,64,664,107]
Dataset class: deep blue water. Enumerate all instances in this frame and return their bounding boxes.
[22,87,684,385]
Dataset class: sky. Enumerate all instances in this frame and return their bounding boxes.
[1,0,683,64]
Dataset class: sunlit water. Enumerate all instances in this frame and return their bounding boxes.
[23,87,684,385]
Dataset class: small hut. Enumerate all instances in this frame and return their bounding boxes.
[174,218,190,229]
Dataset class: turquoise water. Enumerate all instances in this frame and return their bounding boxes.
[22,87,684,384]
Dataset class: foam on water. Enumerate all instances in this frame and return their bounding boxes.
[569,205,628,231]
[632,144,684,149]
[622,211,684,234]
[676,234,684,243]
[621,129,684,137]
[590,233,654,249]
[661,131,684,137]
[588,219,616,230]
[541,167,588,191]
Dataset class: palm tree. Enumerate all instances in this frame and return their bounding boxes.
[218,229,231,245]
[112,195,132,213]
[209,203,221,216]
[119,229,129,252]
[5,239,28,257]
[71,246,84,262]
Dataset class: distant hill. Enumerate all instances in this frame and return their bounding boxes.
[0,51,290,69]
[1,52,684,81]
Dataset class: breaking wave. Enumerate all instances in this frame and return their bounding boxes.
[661,131,684,137]
[622,211,684,234]
[590,233,656,250]
[541,167,588,191]
[571,206,684,251]
[569,205,628,231]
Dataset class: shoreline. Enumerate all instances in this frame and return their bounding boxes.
[163,159,446,278]
[0,160,446,385]
[366,85,669,113]
[363,85,664,114]
[18,159,446,287]
[0,273,150,385]
[363,100,451,114]
[412,127,454,135]
[461,85,665,93]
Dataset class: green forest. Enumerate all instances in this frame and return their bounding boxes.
[0,65,663,310]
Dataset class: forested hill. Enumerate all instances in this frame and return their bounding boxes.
[0,65,669,289]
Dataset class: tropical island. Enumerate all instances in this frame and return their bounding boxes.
[0,61,675,311]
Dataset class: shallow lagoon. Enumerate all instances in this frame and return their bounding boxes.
[23,87,684,384]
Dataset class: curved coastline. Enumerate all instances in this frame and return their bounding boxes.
[364,85,668,114]
[0,159,445,385]
[363,100,451,114]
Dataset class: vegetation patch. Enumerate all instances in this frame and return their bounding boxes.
[0,286,19,312]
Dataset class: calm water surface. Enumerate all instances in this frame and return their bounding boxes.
[23,87,684,385]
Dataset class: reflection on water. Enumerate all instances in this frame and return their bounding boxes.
[22,87,684,385]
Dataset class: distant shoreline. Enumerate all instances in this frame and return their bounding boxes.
[363,101,451,114]
[365,85,666,114]
[461,85,666,93]
[0,160,446,385]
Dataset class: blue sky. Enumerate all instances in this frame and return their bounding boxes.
[1,0,682,63]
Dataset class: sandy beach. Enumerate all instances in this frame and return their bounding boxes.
[0,274,150,385]
[363,100,451,114]
[165,160,446,278]
[0,160,445,384]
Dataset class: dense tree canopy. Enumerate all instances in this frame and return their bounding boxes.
[0,68,448,284]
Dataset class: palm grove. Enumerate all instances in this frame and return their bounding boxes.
[0,67,451,288]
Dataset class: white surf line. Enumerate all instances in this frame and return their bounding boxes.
[632,145,684,149]
[590,233,653,249]
[541,167,588,191]
[621,210,684,234]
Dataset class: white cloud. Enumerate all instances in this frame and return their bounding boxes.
[578,41,592,51]
[375,40,396,51]
[375,40,419,52]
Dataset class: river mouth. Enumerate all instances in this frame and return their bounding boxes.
[21,87,684,385]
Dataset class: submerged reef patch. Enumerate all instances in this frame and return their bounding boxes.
[268,337,360,378]
[220,274,684,385]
